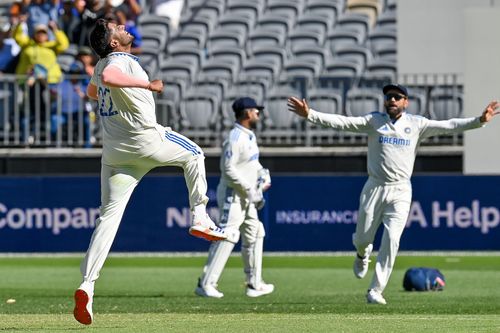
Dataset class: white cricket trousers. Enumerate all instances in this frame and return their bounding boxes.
[81,129,209,284]
[200,187,265,288]
[352,177,412,293]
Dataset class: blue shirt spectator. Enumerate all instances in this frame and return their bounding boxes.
[26,0,60,40]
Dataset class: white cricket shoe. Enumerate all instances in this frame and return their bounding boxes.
[366,289,387,305]
[246,282,274,297]
[195,282,224,298]
[189,213,227,241]
[73,285,94,325]
[353,244,373,279]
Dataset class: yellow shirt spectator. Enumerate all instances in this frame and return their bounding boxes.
[14,22,69,84]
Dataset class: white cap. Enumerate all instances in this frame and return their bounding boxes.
[109,0,124,7]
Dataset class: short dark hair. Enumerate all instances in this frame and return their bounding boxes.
[89,19,114,58]
[234,108,246,120]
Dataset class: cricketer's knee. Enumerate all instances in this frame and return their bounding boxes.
[223,227,240,245]
[242,222,265,248]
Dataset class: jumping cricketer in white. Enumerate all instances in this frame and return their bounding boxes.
[287,84,499,305]
[196,97,274,298]
[73,19,226,326]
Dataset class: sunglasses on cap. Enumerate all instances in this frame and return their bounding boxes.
[385,93,407,101]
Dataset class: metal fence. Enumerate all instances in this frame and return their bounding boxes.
[0,73,464,148]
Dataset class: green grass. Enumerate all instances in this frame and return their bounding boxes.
[0,255,499,332]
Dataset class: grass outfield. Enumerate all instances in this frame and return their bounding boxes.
[0,255,499,332]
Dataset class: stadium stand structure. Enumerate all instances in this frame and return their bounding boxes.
[0,0,465,149]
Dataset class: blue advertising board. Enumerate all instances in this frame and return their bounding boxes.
[0,175,499,252]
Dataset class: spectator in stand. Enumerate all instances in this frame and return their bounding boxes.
[54,60,93,147]
[0,23,21,74]
[75,46,96,78]
[78,0,106,47]
[23,0,60,40]
[107,0,141,24]
[58,0,86,44]
[14,19,69,141]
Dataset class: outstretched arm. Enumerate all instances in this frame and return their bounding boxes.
[479,101,500,123]
[421,101,500,138]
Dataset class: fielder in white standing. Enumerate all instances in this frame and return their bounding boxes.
[73,19,226,325]
[287,84,499,305]
[195,97,274,298]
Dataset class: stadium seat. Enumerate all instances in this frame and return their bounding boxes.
[248,45,288,69]
[324,59,363,77]
[167,46,205,73]
[346,0,381,27]
[362,59,397,82]
[376,45,397,62]
[141,32,168,53]
[292,45,328,68]
[190,76,228,107]
[207,46,247,70]
[367,28,397,57]
[376,9,396,31]
[306,88,345,145]
[332,44,373,68]
[241,58,281,83]
[167,31,206,50]
[225,0,265,23]
[159,59,197,82]
[216,12,255,36]
[256,13,293,37]
[304,0,343,22]
[282,59,322,80]
[345,88,383,116]
[428,86,464,120]
[295,13,332,37]
[184,0,226,17]
[405,87,428,116]
[326,28,365,54]
[265,0,303,20]
[231,74,269,103]
[286,29,325,53]
[336,12,371,40]
[178,90,222,146]
[206,30,245,49]
[138,14,171,48]
[384,0,397,12]
[316,73,357,93]
[199,58,238,81]
[260,86,306,145]
[246,28,286,54]
[179,9,218,36]
[138,50,163,77]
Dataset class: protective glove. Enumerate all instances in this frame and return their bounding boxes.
[246,187,263,204]
[254,198,266,210]
[257,168,271,192]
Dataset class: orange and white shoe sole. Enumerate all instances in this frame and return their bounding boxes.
[73,289,92,325]
[189,226,226,241]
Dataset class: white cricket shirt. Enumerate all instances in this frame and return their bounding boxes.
[91,52,164,164]
[308,110,484,184]
[219,123,263,197]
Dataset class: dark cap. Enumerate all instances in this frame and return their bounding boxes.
[69,60,85,74]
[232,97,264,112]
[383,84,408,97]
